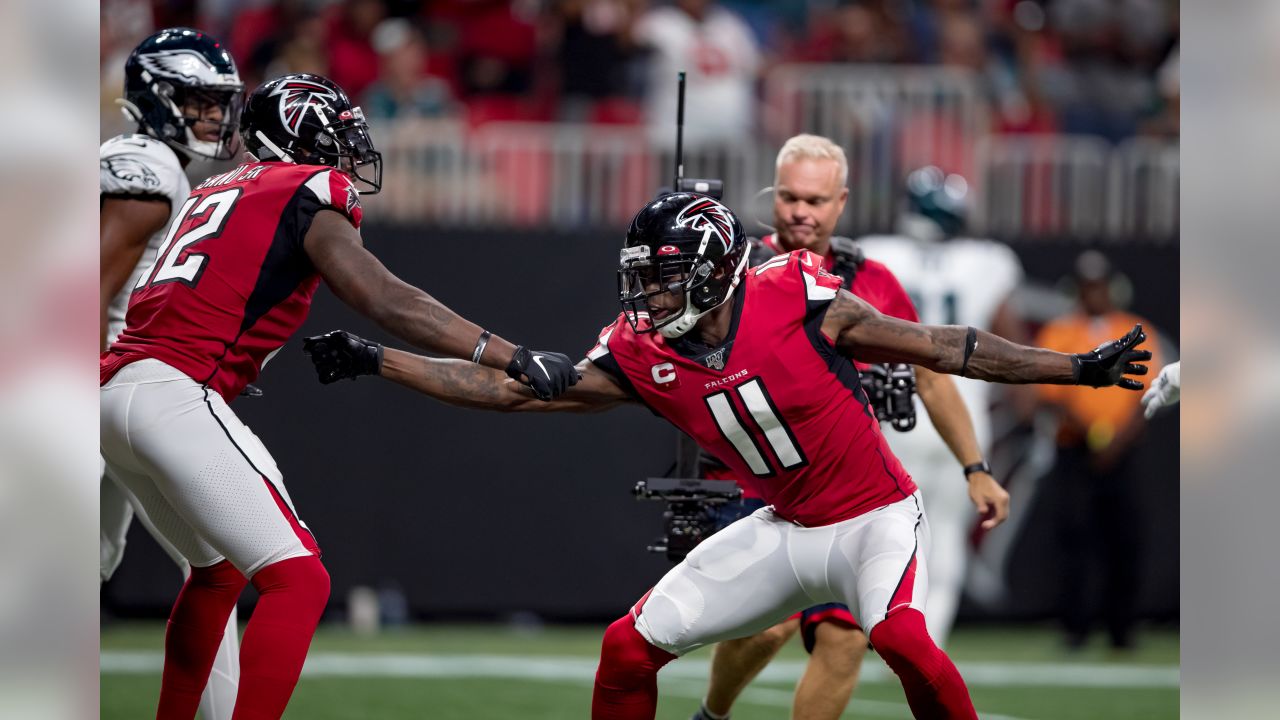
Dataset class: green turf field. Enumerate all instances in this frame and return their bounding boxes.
[101,622,1178,719]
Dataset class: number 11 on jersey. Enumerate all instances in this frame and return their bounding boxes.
[704,378,808,477]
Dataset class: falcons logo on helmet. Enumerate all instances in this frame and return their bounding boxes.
[270,80,340,137]
[675,198,736,251]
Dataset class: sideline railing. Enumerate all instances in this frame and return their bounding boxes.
[362,65,1177,244]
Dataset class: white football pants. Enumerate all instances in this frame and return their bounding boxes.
[101,359,317,576]
[634,493,930,657]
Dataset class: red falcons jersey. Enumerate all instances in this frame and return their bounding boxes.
[588,250,917,527]
[706,235,920,498]
[100,161,363,401]
[758,234,919,326]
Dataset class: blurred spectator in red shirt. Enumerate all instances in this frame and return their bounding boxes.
[326,0,387,100]
[363,18,457,120]
[260,11,331,81]
[228,0,313,89]
[937,11,1056,134]
[428,0,539,98]
[791,2,907,64]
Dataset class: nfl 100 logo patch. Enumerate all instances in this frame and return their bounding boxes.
[703,347,727,371]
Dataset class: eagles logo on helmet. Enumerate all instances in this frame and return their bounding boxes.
[137,49,233,85]
[619,192,748,338]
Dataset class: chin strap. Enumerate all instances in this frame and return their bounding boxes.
[253,130,295,163]
[658,317,697,338]
[657,301,706,338]
[657,251,748,339]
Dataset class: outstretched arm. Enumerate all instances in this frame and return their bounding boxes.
[304,331,633,413]
[303,210,577,399]
[380,350,630,413]
[822,289,1150,388]
[304,210,517,365]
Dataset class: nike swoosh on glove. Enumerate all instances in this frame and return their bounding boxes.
[506,346,578,400]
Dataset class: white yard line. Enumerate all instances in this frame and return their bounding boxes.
[102,650,1168,719]
[100,650,1179,690]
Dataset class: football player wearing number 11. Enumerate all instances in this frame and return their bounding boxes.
[305,193,1151,720]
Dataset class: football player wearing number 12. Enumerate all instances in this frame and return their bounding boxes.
[100,28,246,720]
[305,193,1151,720]
[100,72,579,720]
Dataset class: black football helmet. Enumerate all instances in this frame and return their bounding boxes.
[619,193,749,338]
[241,73,382,194]
[899,165,969,240]
[122,27,244,160]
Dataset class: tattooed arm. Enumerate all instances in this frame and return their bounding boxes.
[304,210,519,370]
[378,347,633,413]
[820,289,1150,388]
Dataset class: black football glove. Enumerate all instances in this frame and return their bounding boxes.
[1071,323,1152,390]
[303,330,383,385]
[505,346,578,401]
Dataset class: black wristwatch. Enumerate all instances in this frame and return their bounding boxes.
[963,461,992,480]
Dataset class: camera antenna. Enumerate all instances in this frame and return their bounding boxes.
[674,71,686,192]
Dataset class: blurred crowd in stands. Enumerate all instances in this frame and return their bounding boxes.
[101,0,1178,143]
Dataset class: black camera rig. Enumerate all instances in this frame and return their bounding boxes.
[860,362,918,432]
[633,476,742,563]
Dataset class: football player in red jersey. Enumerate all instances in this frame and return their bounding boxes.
[305,193,1150,720]
[99,28,247,720]
[682,134,1006,720]
[99,73,578,720]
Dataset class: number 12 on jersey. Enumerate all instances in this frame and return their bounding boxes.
[704,378,808,477]
[135,188,242,291]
